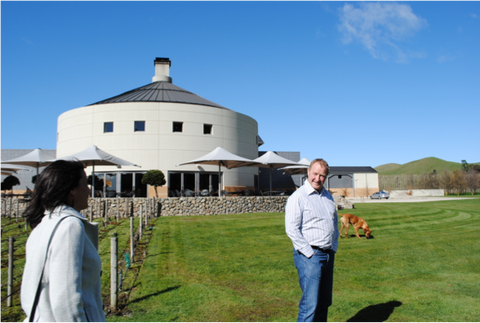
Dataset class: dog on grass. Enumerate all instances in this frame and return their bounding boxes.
[340,213,372,239]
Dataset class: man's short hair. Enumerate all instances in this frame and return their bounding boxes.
[309,158,330,175]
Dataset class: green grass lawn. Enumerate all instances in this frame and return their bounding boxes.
[2,199,479,321]
[110,199,480,322]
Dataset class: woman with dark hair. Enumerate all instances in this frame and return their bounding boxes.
[21,160,105,322]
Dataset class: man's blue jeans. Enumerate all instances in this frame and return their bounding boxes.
[293,248,335,322]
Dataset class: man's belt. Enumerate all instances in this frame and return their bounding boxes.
[311,246,332,253]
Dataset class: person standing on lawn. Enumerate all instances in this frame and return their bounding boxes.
[285,158,339,322]
[21,160,105,322]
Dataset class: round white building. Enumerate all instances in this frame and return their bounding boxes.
[57,58,261,197]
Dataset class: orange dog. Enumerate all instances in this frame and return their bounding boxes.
[340,213,372,239]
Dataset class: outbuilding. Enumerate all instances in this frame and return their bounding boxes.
[327,166,379,198]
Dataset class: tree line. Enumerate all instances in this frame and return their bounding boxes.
[380,161,480,195]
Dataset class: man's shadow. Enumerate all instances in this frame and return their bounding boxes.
[347,300,402,322]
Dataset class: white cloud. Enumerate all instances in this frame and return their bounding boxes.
[22,38,35,46]
[338,2,427,63]
[437,53,458,64]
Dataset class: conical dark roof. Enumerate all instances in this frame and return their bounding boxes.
[89,81,228,109]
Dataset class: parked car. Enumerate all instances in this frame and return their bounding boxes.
[370,191,390,199]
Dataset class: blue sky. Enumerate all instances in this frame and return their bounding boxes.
[2,1,479,167]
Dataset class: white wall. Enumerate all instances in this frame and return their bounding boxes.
[389,189,445,198]
[57,101,259,189]
[353,173,379,190]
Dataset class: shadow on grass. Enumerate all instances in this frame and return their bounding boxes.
[347,300,402,322]
[127,285,181,306]
[342,234,375,239]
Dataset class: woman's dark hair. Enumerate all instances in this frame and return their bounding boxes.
[23,160,85,229]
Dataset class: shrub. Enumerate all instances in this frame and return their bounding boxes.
[141,170,166,197]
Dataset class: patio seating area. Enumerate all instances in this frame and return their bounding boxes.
[166,189,289,197]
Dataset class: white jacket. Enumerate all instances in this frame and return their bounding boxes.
[21,205,106,322]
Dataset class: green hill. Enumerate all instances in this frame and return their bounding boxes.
[375,163,402,174]
[375,157,466,175]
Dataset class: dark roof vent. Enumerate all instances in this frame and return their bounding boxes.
[154,57,171,66]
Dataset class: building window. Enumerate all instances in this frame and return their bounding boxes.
[168,171,219,197]
[104,122,113,133]
[204,124,213,135]
[173,122,183,132]
[134,121,145,132]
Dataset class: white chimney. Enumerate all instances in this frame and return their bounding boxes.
[152,57,172,83]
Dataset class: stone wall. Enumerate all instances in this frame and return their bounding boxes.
[328,188,380,198]
[157,196,288,216]
[334,196,355,210]
[389,189,445,198]
[1,195,354,219]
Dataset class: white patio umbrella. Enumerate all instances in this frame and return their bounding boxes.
[177,146,258,197]
[0,164,31,175]
[252,151,300,195]
[2,148,54,176]
[279,157,311,175]
[53,145,140,197]
[0,164,31,173]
